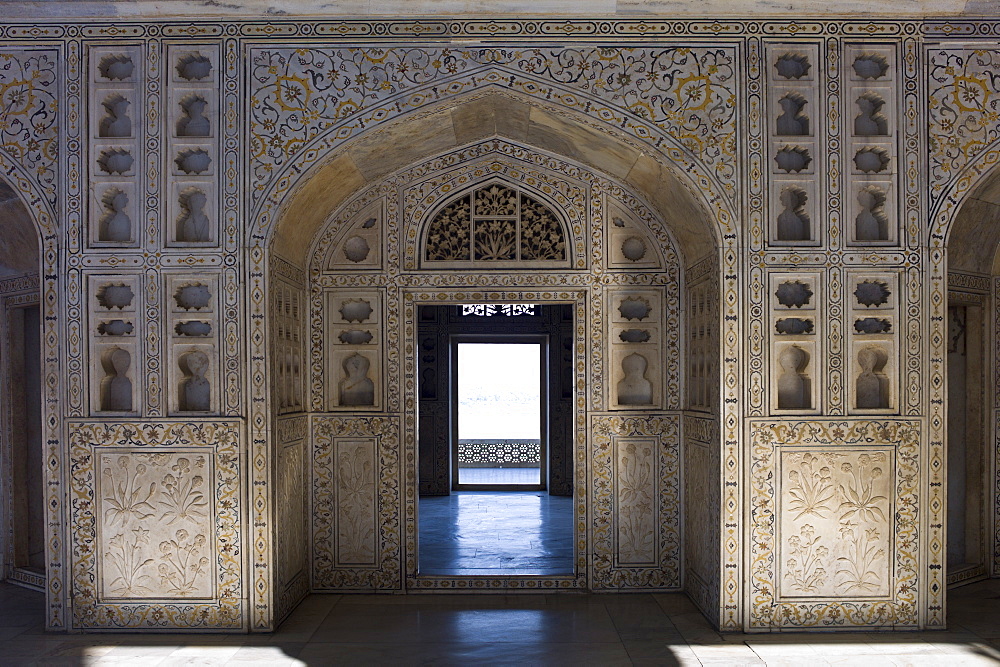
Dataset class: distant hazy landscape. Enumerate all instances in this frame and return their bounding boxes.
[457,343,541,439]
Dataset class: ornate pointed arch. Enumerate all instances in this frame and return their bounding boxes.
[420,178,572,269]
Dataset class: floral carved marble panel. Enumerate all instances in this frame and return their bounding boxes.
[749,420,919,630]
[69,421,243,630]
[591,414,680,590]
[779,450,893,599]
[275,416,307,622]
[311,415,400,591]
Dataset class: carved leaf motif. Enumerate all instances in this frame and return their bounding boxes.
[105,528,154,596]
[156,529,210,596]
[337,445,376,563]
[520,195,566,261]
[835,523,885,593]
[617,441,655,563]
[474,219,517,261]
[474,184,517,216]
[102,457,157,526]
[158,457,208,525]
[425,196,472,261]
[785,454,835,520]
[424,186,566,263]
[782,523,829,593]
[836,456,888,523]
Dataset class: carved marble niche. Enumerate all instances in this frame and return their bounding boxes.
[609,289,666,411]
[769,272,822,414]
[90,276,140,416]
[325,290,382,412]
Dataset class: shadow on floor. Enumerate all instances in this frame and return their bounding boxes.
[1,579,1000,665]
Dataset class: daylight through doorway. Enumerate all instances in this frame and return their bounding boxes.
[455,342,544,488]
[416,304,575,578]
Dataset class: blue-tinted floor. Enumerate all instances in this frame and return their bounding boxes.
[418,491,573,575]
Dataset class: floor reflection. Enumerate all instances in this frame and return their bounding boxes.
[418,491,573,575]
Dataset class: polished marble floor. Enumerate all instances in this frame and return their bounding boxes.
[2,579,1000,664]
[418,491,573,575]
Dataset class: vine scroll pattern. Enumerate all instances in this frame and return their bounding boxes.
[928,48,1000,202]
[248,46,737,201]
[0,50,58,208]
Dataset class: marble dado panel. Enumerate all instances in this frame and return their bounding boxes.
[995,409,1000,577]
[311,415,400,592]
[591,414,680,590]
[68,421,244,630]
[275,415,307,623]
[749,420,919,630]
[683,424,719,618]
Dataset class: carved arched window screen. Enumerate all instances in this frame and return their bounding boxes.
[422,182,570,267]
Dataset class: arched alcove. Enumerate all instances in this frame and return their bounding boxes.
[941,167,1000,589]
[0,177,45,592]
[260,90,728,629]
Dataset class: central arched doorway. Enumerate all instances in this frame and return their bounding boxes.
[261,91,726,625]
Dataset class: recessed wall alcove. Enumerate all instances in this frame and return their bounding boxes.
[263,92,724,627]
[940,165,1000,590]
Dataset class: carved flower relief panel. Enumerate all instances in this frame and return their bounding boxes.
[614,436,658,565]
[778,450,893,599]
[96,451,214,601]
[277,440,306,588]
[333,438,378,567]
[591,415,680,589]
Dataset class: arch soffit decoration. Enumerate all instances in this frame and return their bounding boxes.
[307,140,682,278]
[0,179,42,278]
[936,159,1000,276]
[268,91,721,268]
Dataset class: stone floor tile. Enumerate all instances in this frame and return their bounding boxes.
[622,639,700,664]
[746,640,823,657]
[825,655,899,666]
[862,637,946,655]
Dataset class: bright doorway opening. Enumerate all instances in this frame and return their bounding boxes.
[416,304,574,578]
[454,341,544,489]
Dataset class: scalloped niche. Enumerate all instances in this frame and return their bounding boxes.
[97,187,133,243]
[97,148,134,176]
[327,202,383,270]
[176,53,213,81]
[97,54,135,82]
